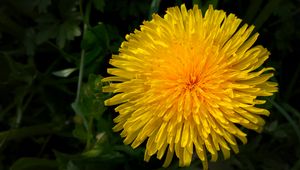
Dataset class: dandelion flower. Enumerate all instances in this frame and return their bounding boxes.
[102,4,278,169]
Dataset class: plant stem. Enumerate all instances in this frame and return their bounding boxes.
[75,42,86,104]
[0,123,61,142]
[75,0,91,105]
[72,0,92,132]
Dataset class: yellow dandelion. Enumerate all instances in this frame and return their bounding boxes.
[102,4,278,170]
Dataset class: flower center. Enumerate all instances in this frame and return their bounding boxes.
[186,74,199,90]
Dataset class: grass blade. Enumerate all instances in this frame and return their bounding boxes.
[254,0,281,32]
[268,99,300,142]
[282,103,300,119]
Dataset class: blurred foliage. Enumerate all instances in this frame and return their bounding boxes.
[0,0,300,170]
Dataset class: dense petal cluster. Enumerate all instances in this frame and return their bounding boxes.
[102,4,278,169]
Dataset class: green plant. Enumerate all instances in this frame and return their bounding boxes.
[0,0,299,169]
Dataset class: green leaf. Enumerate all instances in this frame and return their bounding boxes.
[10,157,58,170]
[83,49,104,76]
[54,147,125,170]
[67,161,80,170]
[72,118,88,142]
[35,14,58,44]
[291,158,300,170]
[36,0,51,13]
[54,151,77,170]
[84,48,103,66]
[274,129,288,138]
[282,103,300,119]
[80,23,111,74]
[149,0,161,19]
[113,145,144,159]
[253,0,281,32]
[0,54,12,84]
[106,25,123,53]
[0,123,61,141]
[273,1,296,17]
[34,1,81,48]
[268,121,278,132]
[81,29,98,50]
[52,68,77,77]
[58,0,77,16]
[8,0,50,14]
[23,28,36,56]
[71,74,108,142]
[57,21,81,49]
[244,0,263,23]
[4,56,36,85]
[89,23,109,48]
[81,132,108,157]
[93,0,105,12]
[36,25,58,44]
[78,74,107,118]
[81,23,109,50]
[268,99,300,142]
[81,23,109,66]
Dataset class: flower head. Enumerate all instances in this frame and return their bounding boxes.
[102,4,278,169]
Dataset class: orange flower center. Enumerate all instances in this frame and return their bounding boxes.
[185,74,200,90]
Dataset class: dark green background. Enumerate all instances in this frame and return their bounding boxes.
[0,0,299,169]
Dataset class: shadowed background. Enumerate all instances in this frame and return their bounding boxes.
[0,0,299,170]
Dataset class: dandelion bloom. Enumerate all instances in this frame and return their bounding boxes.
[102,4,278,169]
